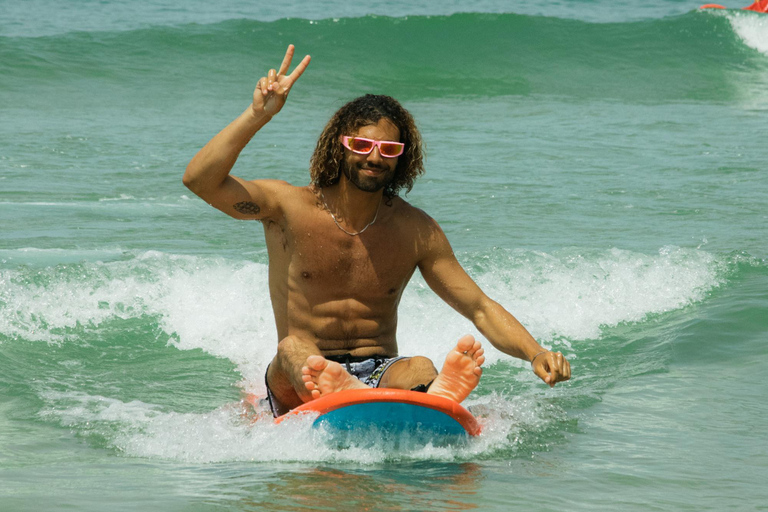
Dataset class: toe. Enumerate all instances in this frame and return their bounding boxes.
[456,334,475,352]
[306,355,329,371]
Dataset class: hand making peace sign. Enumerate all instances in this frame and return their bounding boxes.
[253,45,311,119]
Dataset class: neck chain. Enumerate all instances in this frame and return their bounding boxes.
[320,188,381,236]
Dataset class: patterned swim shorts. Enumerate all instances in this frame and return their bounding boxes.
[264,354,407,418]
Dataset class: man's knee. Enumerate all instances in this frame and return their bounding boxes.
[275,334,300,356]
[380,356,437,388]
[267,336,313,413]
[275,335,314,368]
[271,335,321,393]
[406,356,438,379]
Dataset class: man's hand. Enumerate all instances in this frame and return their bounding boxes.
[253,45,311,119]
[531,350,571,387]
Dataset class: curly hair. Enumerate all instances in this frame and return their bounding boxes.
[309,94,425,198]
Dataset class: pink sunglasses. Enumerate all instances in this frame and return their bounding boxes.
[341,136,405,158]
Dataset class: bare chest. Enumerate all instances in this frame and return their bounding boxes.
[296,223,415,298]
[265,204,419,301]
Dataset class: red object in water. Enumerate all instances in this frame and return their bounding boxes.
[701,0,768,10]
[744,0,768,12]
[241,388,483,436]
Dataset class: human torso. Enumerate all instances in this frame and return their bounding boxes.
[262,185,428,357]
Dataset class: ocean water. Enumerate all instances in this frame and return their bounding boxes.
[2,1,767,510]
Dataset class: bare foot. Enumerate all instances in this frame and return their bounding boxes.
[301,355,368,399]
[427,335,485,403]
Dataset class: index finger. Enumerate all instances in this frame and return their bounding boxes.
[287,53,311,83]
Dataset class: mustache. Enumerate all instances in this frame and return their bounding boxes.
[359,162,388,171]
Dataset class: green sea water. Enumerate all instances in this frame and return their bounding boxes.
[2,2,767,510]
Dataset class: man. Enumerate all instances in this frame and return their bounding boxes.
[184,45,571,417]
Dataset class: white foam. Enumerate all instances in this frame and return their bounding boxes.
[2,247,726,375]
[98,194,136,202]
[705,10,768,109]
[399,246,725,365]
[151,255,276,388]
[728,11,768,55]
[37,390,540,464]
[0,251,275,385]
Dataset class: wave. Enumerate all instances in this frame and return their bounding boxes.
[0,1,702,39]
[2,246,760,463]
[723,9,768,54]
[0,246,734,365]
[2,12,767,103]
[34,388,547,463]
[0,196,192,207]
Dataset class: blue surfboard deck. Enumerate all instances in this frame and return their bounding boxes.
[278,388,481,447]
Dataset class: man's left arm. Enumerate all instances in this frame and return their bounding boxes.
[417,219,571,387]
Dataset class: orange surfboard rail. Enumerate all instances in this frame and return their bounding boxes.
[275,388,482,436]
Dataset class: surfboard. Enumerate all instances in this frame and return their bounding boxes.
[267,388,481,445]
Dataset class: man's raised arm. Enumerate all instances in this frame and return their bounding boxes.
[182,45,310,220]
[418,217,572,387]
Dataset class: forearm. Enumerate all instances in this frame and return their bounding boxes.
[183,107,271,194]
[473,298,546,363]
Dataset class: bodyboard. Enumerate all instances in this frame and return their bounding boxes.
[275,388,481,444]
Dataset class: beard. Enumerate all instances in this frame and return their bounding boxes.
[341,160,395,193]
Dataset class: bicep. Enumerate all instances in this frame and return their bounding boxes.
[198,176,285,221]
[418,225,488,320]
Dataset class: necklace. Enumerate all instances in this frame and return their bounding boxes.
[320,188,381,236]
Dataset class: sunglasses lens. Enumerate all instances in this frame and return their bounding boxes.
[349,138,374,153]
[379,142,404,157]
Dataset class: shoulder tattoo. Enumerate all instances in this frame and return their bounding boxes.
[233,201,261,216]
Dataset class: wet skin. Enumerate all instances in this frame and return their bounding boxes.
[183,44,572,414]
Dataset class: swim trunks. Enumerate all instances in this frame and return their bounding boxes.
[264,354,406,418]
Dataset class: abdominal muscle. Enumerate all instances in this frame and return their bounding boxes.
[278,294,401,358]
